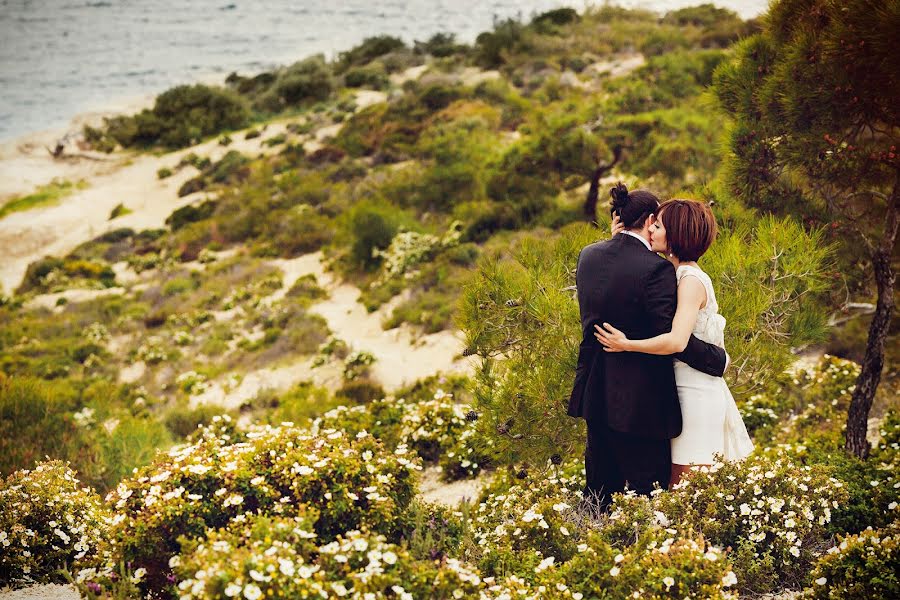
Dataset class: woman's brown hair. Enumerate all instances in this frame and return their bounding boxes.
[656,199,717,262]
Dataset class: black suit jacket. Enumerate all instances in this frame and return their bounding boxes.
[567,234,727,439]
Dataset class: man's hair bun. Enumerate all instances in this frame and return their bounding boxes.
[610,182,630,212]
[608,182,660,230]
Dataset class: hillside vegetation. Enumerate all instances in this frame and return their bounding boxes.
[1,3,897,598]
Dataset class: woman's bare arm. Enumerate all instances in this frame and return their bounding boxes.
[594,275,707,354]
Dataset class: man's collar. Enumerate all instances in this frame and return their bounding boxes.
[622,230,651,251]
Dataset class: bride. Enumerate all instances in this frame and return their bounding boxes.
[595,198,754,487]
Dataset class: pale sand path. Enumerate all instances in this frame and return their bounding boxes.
[0,584,80,600]
[418,465,489,507]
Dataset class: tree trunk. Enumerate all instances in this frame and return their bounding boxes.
[583,146,622,224]
[845,175,899,459]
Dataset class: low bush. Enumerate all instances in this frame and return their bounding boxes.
[0,461,110,588]
[91,84,250,149]
[93,422,419,592]
[804,520,900,599]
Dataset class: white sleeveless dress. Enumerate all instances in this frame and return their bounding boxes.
[671,264,754,465]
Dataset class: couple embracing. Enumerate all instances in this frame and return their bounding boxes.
[568,183,754,512]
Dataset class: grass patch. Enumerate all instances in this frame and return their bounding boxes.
[0,179,88,220]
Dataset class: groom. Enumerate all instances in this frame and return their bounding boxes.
[567,186,727,512]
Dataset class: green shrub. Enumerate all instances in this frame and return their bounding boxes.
[414,32,467,58]
[163,404,229,440]
[108,202,132,220]
[0,461,110,588]
[285,273,327,304]
[97,423,419,592]
[648,448,848,594]
[337,36,406,72]
[171,514,483,600]
[165,199,217,230]
[256,56,333,112]
[157,167,173,179]
[474,18,526,68]
[336,378,386,404]
[0,377,83,480]
[804,520,900,599]
[103,84,250,149]
[344,65,389,89]
[346,202,402,271]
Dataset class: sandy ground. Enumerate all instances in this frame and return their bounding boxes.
[190,250,476,409]
[0,584,80,600]
[418,465,490,506]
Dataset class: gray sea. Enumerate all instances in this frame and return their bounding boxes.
[0,0,767,141]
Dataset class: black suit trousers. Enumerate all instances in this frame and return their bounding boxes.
[583,419,671,512]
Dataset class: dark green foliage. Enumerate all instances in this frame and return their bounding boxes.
[474,18,527,68]
[337,378,386,404]
[163,404,228,439]
[337,36,406,72]
[16,256,116,295]
[663,4,757,47]
[712,0,900,457]
[254,56,333,113]
[165,199,218,231]
[414,33,467,58]
[346,202,401,271]
[343,64,389,89]
[0,376,171,493]
[178,150,250,197]
[607,49,728,113]
[95,84,250,149]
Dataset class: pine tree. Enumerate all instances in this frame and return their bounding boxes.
[712,0,899,458]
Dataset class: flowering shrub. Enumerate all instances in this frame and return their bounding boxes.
[134,335,173,364]
[774,355,861,448]
[175,371,210,395]
[174,512,322,598]
[91,423,419,592]
[0,461,109,587]
[174,514,483,600]
[471,471,582,578]
[544,530,738,600]
[314,390,490,481]
[805,520,900,599]
[651,448,847,593]
[343,350,377,381]
[372,221,462,283]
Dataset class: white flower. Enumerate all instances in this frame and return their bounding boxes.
[704,551,718,561]
[224,583,242,597]
[789,546,801,557]
[609,566,620,577]
[663,576,675,590]
[815,577,827,585]
[131,567,147,584]
[535,556,555,572]
[243,583,262,600]
[722,571,738,587]
[383,550,398,565]
[279,558,295,576]
[614,554,624,563]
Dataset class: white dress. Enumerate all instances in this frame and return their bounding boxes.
[671,264,754,465]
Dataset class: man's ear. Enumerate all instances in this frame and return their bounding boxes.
[648,213,657,224]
